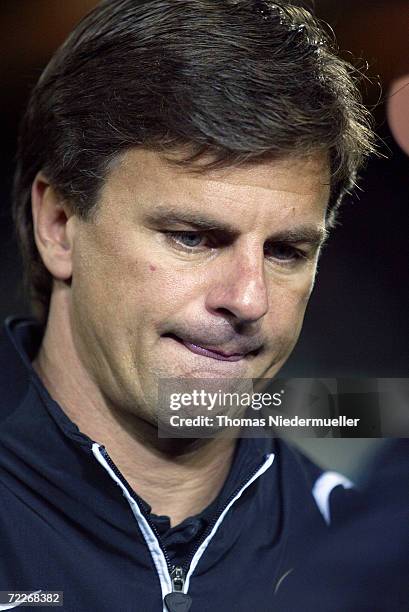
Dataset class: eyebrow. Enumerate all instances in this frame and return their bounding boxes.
[267,226,329,246]
[144,205,328,246]
[144,206,237,233]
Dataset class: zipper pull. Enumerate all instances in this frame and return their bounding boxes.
[164,566,192,612]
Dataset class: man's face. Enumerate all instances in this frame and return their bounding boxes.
[68,149,330,422]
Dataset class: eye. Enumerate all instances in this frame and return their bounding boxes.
[264,242,306,263]
[165,231,207,249]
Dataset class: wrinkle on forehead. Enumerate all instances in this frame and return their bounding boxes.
[99,148,331,227]
[113,148,331,192]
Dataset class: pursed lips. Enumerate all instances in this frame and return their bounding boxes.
[163,333,262,362]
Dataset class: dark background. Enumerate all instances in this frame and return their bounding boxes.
[0,1,408,473]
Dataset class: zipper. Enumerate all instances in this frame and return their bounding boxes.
[92,442,275,609]
[164,565,192,612]
[170,565,185,591]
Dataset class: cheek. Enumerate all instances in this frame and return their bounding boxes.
[266,275,314,334]
[147,261,205,302]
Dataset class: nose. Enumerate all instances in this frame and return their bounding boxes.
[205,247,269,324]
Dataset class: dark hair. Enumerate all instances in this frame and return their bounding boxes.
[13,0,375,323]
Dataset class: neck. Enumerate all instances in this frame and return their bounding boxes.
[32,289,236,527]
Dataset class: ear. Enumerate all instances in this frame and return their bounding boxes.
[31,172,75,281]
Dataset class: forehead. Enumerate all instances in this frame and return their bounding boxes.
[99,148,331,224]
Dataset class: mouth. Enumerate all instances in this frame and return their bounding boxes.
[163,334,260,362]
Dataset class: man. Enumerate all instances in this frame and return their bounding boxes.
[0,1,374,610]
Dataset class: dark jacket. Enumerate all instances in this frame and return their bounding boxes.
[0,317,354,612]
